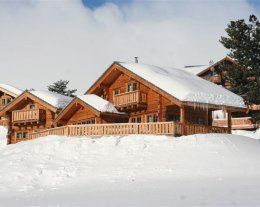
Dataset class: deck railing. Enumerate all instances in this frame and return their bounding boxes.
[213,117,256,129]
[113,90,147,107]
[12,109,45,123]
[204,75,221,83]
[249,104,260,111]
[28,122,229,140]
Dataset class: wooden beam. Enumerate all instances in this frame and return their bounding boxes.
[180,106,186,124]
[207,110,212,126]
[227,111,232,134]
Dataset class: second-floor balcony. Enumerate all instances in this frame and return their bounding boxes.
[12,109,46,123]
[203,74,221,84]
[113,90,147,111]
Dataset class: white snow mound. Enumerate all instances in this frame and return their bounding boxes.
[0,132,260,206]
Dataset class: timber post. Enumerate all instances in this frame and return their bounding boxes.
[227,110,232,134]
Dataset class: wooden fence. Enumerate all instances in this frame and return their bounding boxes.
[213,117,257,129]
[28,122,229,140]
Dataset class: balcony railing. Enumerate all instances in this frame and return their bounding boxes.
[113,90,147,107]
[203,75,221,84]
[12,109,46,123]
[249,104,260,111]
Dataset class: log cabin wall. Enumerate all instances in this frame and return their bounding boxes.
[66,107,100,125]
[8,99,57,144]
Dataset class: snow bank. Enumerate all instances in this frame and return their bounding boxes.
[233,129,260,140]
[1,132,260,206]
[0,126,7,147]
[0,83,22,96]
[30,90,72,109]
[77,94,121,113]
[119,62,246,108]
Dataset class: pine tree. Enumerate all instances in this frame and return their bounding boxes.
[220,14,260,123]
[48,80,77,97]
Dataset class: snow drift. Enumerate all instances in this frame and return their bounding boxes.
[0,126,260,206]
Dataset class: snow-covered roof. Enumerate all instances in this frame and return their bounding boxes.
[182,65,208,75]
[77,94,121,114]
[0,84,22,97]
[118,62,246,108]
[30,90,72,109]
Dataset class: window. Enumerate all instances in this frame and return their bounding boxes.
[1,99,6,105]
[130,116,142,123]
[192,117,204,125]
[114,89,120,96]
[127,82,138,92]
[29,104,36,110]
[16,131,28,139]
[73,119,96,125]
[146,114,158,123]
[6,98,12,104]
[167,114,180,122]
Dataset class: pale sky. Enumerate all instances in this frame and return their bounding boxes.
[0,0,259,94]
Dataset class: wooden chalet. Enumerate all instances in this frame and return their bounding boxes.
[196,56,238,88]
[185,56,259,129]
[0,84,22,126]
[54,94,129,127]
[81,61,246,131]
[0,90,71,144]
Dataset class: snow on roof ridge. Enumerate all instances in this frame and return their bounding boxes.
[77,94,121,114]
[30,90,72,109]
[0,83,22,96]
[118,62,246,108]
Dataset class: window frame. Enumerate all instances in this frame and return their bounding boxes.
[146,113,158,123]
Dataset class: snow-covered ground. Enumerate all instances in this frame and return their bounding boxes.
[233,128,260,140]
[0,126,260,206]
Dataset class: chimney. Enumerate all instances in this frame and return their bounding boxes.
[135,57,139,63]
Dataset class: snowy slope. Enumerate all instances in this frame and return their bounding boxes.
[77,94,121,113]
[0,126,260,206]
[30,90,72,109]
[119,62,245,108]
[0,83,22,97]
[233,129,260,140]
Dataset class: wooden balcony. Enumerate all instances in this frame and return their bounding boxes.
[249,104,260,111]
[12,109,46,123]
[113,90,147,111]
[203,75,221,84]
[213,117,257,129]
